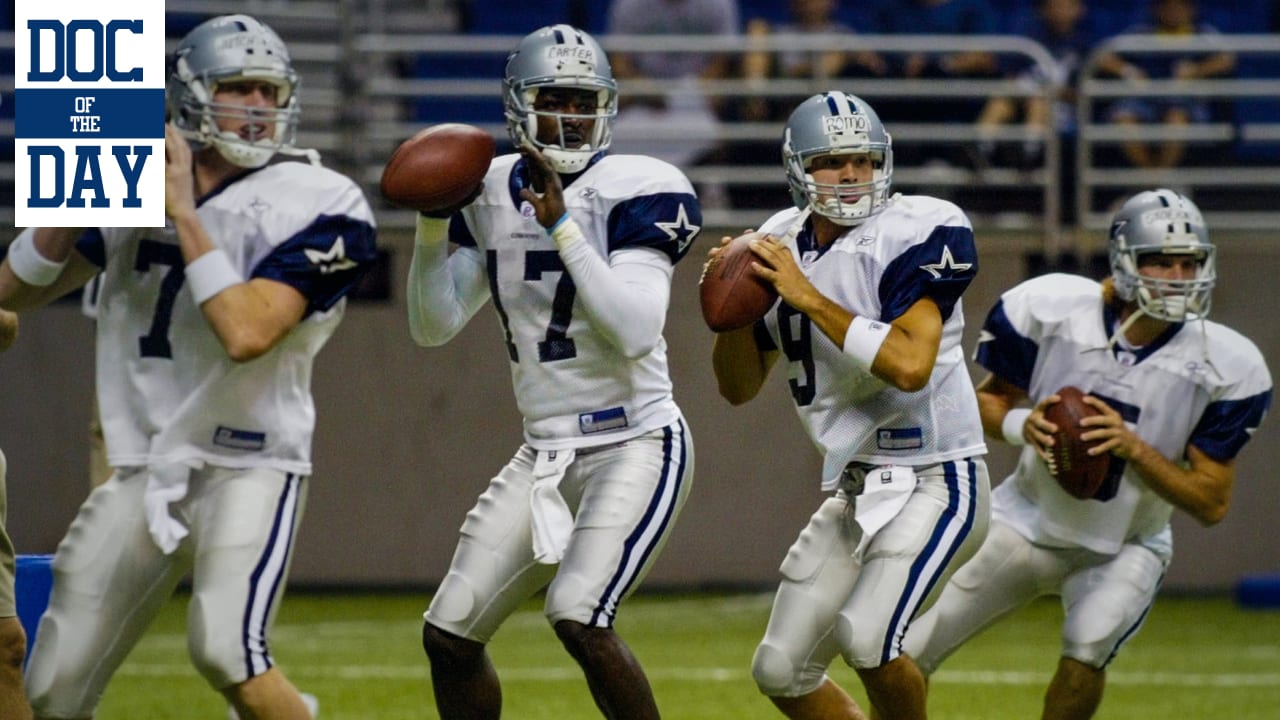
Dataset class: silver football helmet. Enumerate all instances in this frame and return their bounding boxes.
[503,24,618,174]
[782,92,893,226]
[1109,188,1215,322]
[166,15,301,168]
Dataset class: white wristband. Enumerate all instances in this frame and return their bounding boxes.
[8,232,68,287]
[184,250,243,305]
[548,214,586,251]
[1001,408,1032,446]
[842,315,890,370]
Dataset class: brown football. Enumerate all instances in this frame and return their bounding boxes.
[380,123,495,213]
[1044,386,1111,500]
[699,231,778,332]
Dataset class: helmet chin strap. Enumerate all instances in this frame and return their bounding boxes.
[1102,304,1148,352]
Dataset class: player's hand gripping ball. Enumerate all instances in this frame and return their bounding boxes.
[380,123,495,214]
[699,231,779,332]
[1044,386,1111,499]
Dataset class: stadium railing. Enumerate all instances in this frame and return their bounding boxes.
[350,32,1064,245]
[5,18,1278,261]
[1076,33,1280,232]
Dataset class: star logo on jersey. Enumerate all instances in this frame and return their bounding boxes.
[654,203,700,254]
[304,236,359,274]
[934,392,960,413]
[249,198,271,215]
[977,329,995,344]
[918,245,973,279]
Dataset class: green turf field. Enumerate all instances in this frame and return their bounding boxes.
[93,591,1278,719]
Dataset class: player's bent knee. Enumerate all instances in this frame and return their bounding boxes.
[544,572,595,627]
[422,620,483,663]
[25,619,85,718]
[428,571,478,626]
[188,594,244,688]
[833,611,885,669]
[751,641,819,697]
[1060,643,1111,671]
[0,620,26,672]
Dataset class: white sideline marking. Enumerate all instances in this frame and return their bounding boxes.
[116,663,1280,687]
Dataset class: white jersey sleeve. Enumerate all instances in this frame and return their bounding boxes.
[438,152,701,450]
[79,161,378,474]
[975,273,1273,556]
[755,195,988,489]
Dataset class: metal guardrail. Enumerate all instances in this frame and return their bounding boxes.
[5,16,1278,251]
[354,32,1064,238]
[1076,34,1280,231]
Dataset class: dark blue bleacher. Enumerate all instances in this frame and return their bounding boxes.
[409,0,574,126]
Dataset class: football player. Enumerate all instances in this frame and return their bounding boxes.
[0,309,30,720]
[406,24,700,720]
[0,15,376,720]
[901,188,1272,719]
[709,91,990,720]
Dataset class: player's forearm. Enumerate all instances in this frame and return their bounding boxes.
[406,216,485,346]
[558,240,669,358]
[0,308,17,353]
[712,327,772,405]
[1127,444,1230,526]
[0,228,95,310]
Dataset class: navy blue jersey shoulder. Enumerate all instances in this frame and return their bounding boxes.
[606,192,701,264]
[879,225,977,323]
[973,298,1038,391]
[449,213,478,248]
[252,214,378,315]
[1190,389,1272,462]
[75,228,107,268]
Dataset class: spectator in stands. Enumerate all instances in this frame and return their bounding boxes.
[867,0,1000,90]
[974,0,1094,171]
[865,0,1003,171]
[606,0,741,206]
[739,0,887,123]
[1096,0,1237,170]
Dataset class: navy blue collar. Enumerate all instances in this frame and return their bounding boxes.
[196,163,269,208]
[1102,302,1183,364]
[794,217,836,262]
[508,151,606,209]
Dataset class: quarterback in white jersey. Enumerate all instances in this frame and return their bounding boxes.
[711,91,989,720]
[0,16,375,720]
[903,189,1272,720]
[407,26,697,720]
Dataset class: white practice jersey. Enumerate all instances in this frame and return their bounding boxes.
[976,273,1273,557]
[76,161,378,474]
[754,195,987,489]
[449,152,700,449]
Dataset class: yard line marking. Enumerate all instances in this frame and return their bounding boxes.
[115,663,1280,687]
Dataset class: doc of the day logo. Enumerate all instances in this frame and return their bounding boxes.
[16,0,165,227]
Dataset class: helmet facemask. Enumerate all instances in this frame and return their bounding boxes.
[783,92,893,227]
[503,24,618,175]
[1115,247,1216,322]
[507,83,616,174]
[1109,188,1215,323]
[167,15,303,169]
[784,147,892,226]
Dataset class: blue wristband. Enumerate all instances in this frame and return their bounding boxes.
[548,212,572,233]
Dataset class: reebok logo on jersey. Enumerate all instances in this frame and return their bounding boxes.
[213,426,267,451]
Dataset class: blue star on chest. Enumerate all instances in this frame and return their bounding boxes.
[654,203,700,254]
[919,245,973,279]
